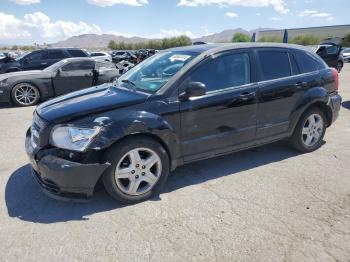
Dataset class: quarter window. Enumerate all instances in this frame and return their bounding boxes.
[295,52,321,73]
[47,50,66,59]
[188,53,251,92]
[257,51,291,81]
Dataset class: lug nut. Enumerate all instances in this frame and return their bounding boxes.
[136,164,140,168]
[131,170,135,174]
[135,175,139,179]
[142,172,145,176]
[142,165,146,169]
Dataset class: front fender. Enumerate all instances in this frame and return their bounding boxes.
[88,111,181,168]
[289,86,329,133]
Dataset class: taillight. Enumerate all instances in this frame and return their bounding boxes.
[331,67,339,91]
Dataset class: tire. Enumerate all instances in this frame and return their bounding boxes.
[11,83,40,107]
[289,107,326,153]
[102,136,170,204]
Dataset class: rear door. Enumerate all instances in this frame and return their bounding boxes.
[179,50,258,161]
[43,50,67,68]
[255,48,304,142]
[53,60,95,95]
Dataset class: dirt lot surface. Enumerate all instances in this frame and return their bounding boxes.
[1,64,349,262]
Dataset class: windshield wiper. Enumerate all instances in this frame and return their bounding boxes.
[121,79,137,91]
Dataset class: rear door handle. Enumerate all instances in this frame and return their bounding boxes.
[41,62,47,65]
[239,92,255,101]
[295,81,308,89]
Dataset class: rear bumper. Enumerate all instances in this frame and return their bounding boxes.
[25,129,110,200]
[328,93,342,126]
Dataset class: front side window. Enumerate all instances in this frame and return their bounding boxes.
[27,51,43,61]
[117,51,198,93]
[257,51,291,81]
[188,53,251,92]
[62,61,94,71]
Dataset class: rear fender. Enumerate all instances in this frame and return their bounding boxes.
[289,86,329,134]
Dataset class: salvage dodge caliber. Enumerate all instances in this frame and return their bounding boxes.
[25,43,342,203]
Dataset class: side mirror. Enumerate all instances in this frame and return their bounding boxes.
[22,58,29,64]
[56,68,62,76]
[179,82,207,101]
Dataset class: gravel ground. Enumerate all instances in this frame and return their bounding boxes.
[0,64,349,262]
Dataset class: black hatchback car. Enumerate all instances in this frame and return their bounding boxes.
[0,48,88,74]
[25,43,341,203]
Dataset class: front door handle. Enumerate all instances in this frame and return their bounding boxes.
[41,62,47,65]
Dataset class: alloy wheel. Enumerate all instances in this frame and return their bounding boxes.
[114,148,162,196]
[301,113,324,147]
[14,84,39,106]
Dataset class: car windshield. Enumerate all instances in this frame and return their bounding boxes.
[15,53,28,61]
[116,51,198,93]
[43,59,68,72]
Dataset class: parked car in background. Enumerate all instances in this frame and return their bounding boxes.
[89,51,112,62]
[111,50,136,63]
[0,53,6,63]
[0,48,89,74]
[0,58,118,106]
[342,48,350,62]
[314,38,343,72]
[25,43,341,203]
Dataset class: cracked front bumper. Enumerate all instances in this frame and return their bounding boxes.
[25,129,110,200]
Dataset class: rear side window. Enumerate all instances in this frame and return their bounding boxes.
[27,51,43,61]
[47,50,66,59]
[62,61,95,71]
[188,53,251,92]
[295,52,321,73]
[67,49,88,57]
[257,51,291,81]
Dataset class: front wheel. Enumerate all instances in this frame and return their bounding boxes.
[289,108,326,153]
[102,137,170,204]
[11,83,40,107]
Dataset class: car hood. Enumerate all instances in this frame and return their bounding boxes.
[0,70,42,81]
[36,84,149,123]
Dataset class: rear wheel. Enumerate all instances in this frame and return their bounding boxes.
[11,83,40,107]
[290,107,326,153]
[102,137,170,204]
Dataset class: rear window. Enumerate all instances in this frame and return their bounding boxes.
[294,52,322,73]
[46,50,66,59]
[257,51,291,81]
[67,49,88,57]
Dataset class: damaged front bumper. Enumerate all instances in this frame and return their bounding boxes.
[25,129,110,200]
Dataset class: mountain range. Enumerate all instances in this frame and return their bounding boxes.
[51,28,274,49]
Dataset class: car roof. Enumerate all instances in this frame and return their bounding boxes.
[62,57,96,62]
[167,42,313,55]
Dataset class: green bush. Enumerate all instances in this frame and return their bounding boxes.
[108,35,192,50]
[232,33,250,43]
[343,33,350,47]
[258,36,283,43]
[289,34,320,45]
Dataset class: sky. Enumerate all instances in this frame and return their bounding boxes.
[0,0,349,45]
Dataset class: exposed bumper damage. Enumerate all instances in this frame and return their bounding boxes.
[328,93,342,125]
[25,130,110,200]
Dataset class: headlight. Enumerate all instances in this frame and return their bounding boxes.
[50,126,101,152]
[0,79,8,87]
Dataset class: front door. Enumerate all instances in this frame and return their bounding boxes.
[179,51,258,162]
[53,60,95,95]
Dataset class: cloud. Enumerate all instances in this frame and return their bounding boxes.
[178,0,289,14]
[0,11,102,43]
[10,0,40,5]
[225,12,238,18]
[269,17,281,21]
[158,29,194,38]
[87,0,148,6]
[298,9,334,20]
